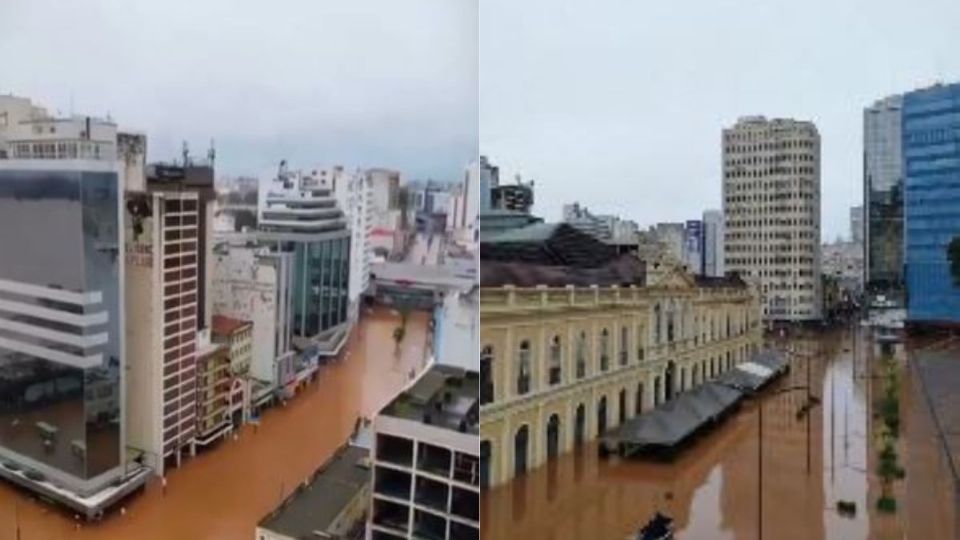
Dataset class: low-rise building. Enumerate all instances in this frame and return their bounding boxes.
[368,365,480,540]
[212,315,254,426]
[479,222,762,487]
[194,331,231,448]
[256,443,371,540]
[211,241,295,413]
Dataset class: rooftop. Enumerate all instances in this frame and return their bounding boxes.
[257,444,370,539]
[381,364,479,435]
[480,255,646,288]
[211,315,251,338]
[481,221,619,269]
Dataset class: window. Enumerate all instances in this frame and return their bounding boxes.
[619,326,628,366]
[516,340,531,395]
[636,325,644,361]
[576,331,587,379]
[654,304,662,344]
[548,336,562,385]
[480,346,494,405]
[600,329,609,372]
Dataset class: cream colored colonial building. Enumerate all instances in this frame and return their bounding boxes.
[479,267,762,488]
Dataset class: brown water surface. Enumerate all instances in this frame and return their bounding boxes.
[481,325,954,540]
[0,307,429,540]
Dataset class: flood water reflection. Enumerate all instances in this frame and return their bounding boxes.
[481,325,955,540]
[0,307,429,539]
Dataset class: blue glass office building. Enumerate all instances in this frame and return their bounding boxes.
[904,83,960,322]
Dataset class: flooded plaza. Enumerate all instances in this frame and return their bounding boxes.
[481,324,956,540]
[0,307,429,540]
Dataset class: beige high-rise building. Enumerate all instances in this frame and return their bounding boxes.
[723,116,822,321]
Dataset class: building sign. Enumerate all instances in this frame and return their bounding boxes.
[124,194,154,268]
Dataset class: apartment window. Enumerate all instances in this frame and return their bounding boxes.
[376,434,413,467]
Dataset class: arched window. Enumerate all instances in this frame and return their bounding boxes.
[636,325,644,361]
[667,309,675,342]
[548,336,562,385]
[619,326,628,366]
[726,314,731,338]
[516,340,531,395]
[654,304,662,344]
[600,328,610,371]
[480,345,494,405]
[576,331,587,379]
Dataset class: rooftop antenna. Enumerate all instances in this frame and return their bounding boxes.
[181,141,190,167]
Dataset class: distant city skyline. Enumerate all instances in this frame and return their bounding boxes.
[480,0,960,240]
[0,0,478,182]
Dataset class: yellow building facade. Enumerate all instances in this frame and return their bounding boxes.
[479,268,762,488]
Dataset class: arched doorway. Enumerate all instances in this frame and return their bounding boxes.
[480,440,491,488]
[546,414,561,459]
[597,396,608,436]
[635,383,644,415]
[514,426,529,478]
[618,389,627,424]
[654,376,661,407]
[665,361,676,401]
[574,404,586,446]
[680,368,686,393]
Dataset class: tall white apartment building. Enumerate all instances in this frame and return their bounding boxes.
[314,166,372,319]
[723,116,822,321]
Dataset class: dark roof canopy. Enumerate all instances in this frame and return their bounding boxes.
[481,222,618,269]
[694,273,748,289]
[481,254,646,288]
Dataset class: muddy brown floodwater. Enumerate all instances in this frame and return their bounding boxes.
[481,324,956,540]
[0,306,429,540]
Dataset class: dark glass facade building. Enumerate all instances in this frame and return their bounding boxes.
[258,170,351,341]
[864,96,905,303]
[289,237,350,336]
[903,83,960,322]
[0,163,123,493]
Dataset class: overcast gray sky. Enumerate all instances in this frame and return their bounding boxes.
[481,0,960,241]
[0,0,478,182]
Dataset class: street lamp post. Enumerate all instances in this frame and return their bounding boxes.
[757,383,818,540]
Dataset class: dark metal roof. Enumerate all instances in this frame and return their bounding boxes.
[257,444,370,538]
[607,350,787,455]
[481,222,619,268]
[480,254,646,288]
[694,273,749,289]
[614,382,741,450]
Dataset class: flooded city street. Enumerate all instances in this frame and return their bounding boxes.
[0,307,429,540]
[481,324,956,540]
